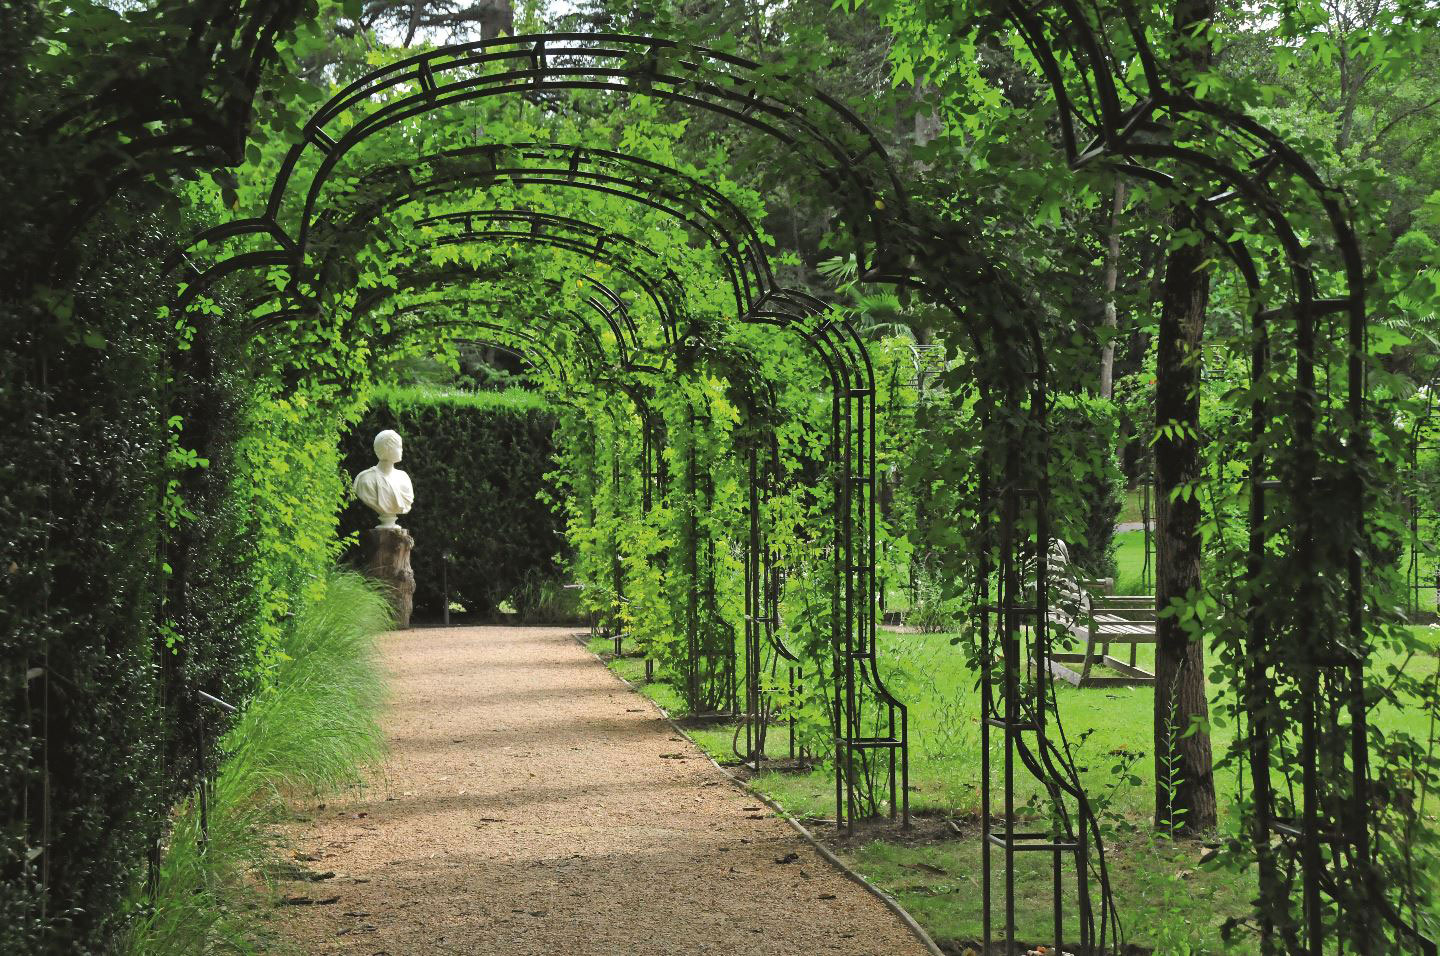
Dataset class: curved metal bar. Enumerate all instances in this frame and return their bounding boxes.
[415,209,691,347]
[297,143,771,317]
[261,34,906,274]
[358,263,640,373]
[359,299,598,391]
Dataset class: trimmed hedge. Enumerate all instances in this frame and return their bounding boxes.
[0,206,282,951]
[339,388,565,619]
[0,208,360,951]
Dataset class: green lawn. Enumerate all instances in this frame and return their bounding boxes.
[588,618,1440,952]
[1114,528,1153,595]
[591,631,1252,949]
[1111,527,1440,616]
[1118,486,1153,525]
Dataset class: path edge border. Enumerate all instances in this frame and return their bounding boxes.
[573,634,947,956]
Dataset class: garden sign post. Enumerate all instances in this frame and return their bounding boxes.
[353,429,416,627]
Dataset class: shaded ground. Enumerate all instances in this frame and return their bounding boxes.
[266,626,930,955]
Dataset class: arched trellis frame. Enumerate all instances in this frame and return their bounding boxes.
[17,0,1419,943]
[346,261,682,663]
[396,229,912,826]
[173,94,922,834]
[305,142,774,333]
[162,28,1153,952]
[985,0,1437,952]
[335,205,887,736]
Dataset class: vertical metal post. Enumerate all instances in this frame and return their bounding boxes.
[640,411,655,681]
[842,376,858,833]
[1294,285,1323,953]
[980,463,993,955]
[196,709,208,850]
[831,372,845,831]
[745,442,762,764]
[612,437,624,657]
[686,410,700,713]
[1002,438,1019,956]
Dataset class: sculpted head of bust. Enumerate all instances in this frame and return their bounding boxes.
[374,429,404,465]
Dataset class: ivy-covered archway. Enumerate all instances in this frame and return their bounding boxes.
[156,22,1428,956]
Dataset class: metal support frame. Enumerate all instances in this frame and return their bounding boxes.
[1406,385,1440,617]
[742,417,801,769]
[984,2,1436,951]
[29,2,1424,947]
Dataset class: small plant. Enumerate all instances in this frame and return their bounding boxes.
[1157,704,1189,840]
[906,560,959,634]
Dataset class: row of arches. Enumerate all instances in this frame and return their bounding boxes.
[159,19,1426,955]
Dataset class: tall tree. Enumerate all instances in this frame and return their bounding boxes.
[1098,180,1125,400]
[1152,0,1219,833]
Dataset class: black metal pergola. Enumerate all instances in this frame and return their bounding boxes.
[157,20,1431,955]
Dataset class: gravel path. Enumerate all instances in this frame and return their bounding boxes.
[268,625,930,955]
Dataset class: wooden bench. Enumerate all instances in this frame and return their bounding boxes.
[1047,590,1157,688]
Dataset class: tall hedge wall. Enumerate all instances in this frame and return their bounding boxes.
[339,388,564,619]
[0,206,365,950]
[2,209,184,951]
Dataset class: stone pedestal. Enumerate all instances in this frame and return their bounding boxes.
[363,526,415,628]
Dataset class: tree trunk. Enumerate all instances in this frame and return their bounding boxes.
[1153,220,1218,833]
[1152,0,1219,834]
[1099,180,1126,400]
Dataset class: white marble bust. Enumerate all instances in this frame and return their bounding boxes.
[352,429,414,529]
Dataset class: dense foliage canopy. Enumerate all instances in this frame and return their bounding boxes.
[2,0,1439,952]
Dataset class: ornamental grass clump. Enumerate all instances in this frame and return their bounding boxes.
[124,571,389,955]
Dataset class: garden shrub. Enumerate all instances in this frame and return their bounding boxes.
[1048,395,1125,578]
[0,205,247,951]
[0,202,366,950]
[338,387,566,619]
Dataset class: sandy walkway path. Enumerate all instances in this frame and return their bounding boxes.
[268,626,929,955]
